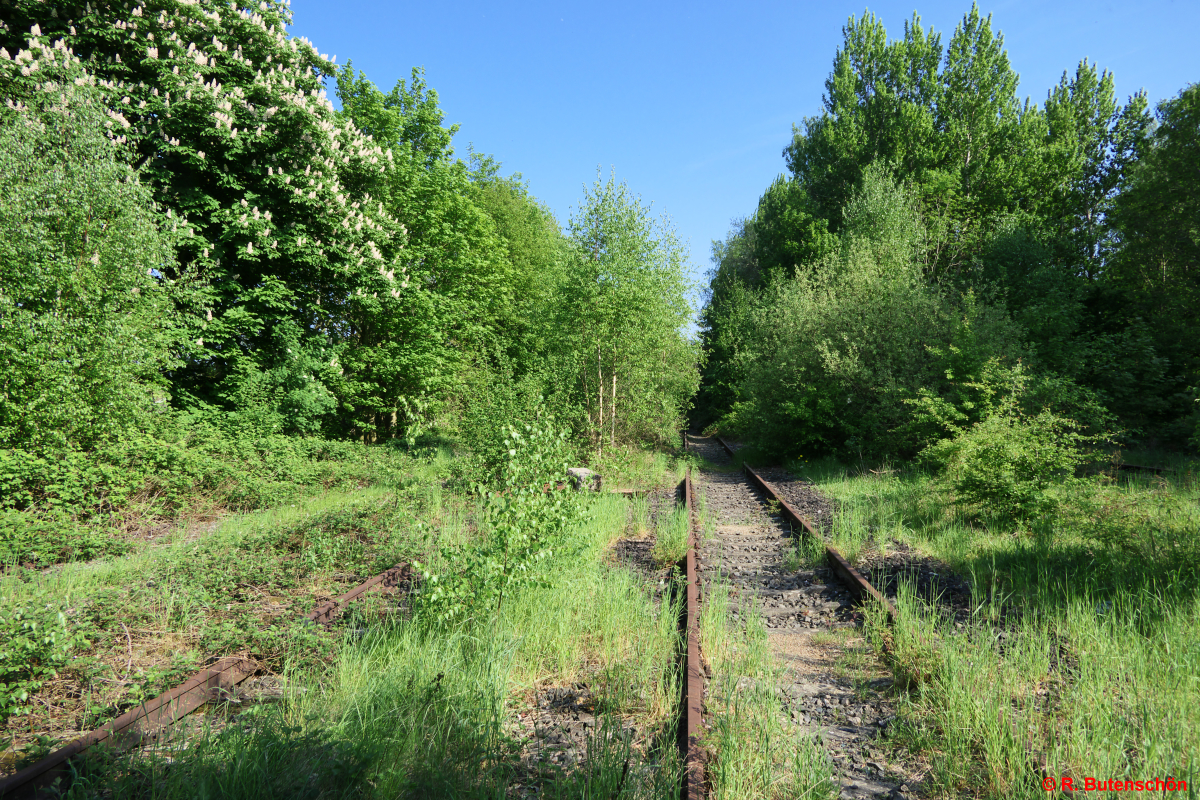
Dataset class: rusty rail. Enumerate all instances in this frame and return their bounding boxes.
[0,657,258,799]
[713,436,897,623]
[680,468,705,800]
[305,563,410,624]
[708,435,1084,795]
[0,563,410,798]
[1116,463,1169,475]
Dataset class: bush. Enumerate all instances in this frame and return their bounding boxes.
[414,411,587,627]
[731,167,1023,459]
[0,510,125,568]
[923,398,1100,525]
[0,74,190,455]
[0,419,406,566]
[0,597,88,721]
[452,362,559,486]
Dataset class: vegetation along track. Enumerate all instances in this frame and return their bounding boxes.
[0,565,412,799]
[2,479,703,799]
[689,434,923,800]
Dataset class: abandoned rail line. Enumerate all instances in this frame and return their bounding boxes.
[0,566,413,798]
[2,437,920,799]
[687,433,913,799]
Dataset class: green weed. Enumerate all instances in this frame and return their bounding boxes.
[812,461,1200,798]
[651,508,690,566]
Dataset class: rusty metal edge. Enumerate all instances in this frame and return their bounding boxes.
[713,436,897,624]
[0,656,257,799]
[1116,463,1168,474]
[743,463,898,624]
[681,468,705,800]
[305,563,410,624]
[1,563,412,798]
[713,436,1081,794]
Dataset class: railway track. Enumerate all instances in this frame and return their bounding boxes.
[681,469,704,800]
[3,443,974,799]
[688,434,1089,800]
[0,565,412,799]
[689,433,917,800]
[1,477,706,799]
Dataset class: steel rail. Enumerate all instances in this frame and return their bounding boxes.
[709,435,1081,797]
[681,468,705,800]
[305,563,410,625]
[712,436,897,623]
[1116,463,1169,475]
[0,563,410,798]
[0,657,258,799]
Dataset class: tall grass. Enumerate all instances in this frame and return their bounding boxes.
[81,495,684,798]
[805,459,1200,798]
[651,507,690,566]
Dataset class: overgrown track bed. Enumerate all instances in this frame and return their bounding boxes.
[689,434,922,800]
[0,564,412,799]
[2,477,693,799]
[507,482,684,785]
[681,471,704,800]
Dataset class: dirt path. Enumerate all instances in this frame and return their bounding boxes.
[688,434,922,800]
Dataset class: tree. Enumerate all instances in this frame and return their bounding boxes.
[1043,61,1150,275]
[779,5,1147,282]
[558,172,698,451]
[1106,84,1200,437]
[694,218,759,430]
[333,65,511,439]
[2,1,411,437]
[753,176,836,278]
[697,4,1187,446]
[467,153,572,375]
[0,75,186,453]
[724,167,1025,459]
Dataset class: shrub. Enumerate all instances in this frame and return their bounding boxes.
[733,168,1023,459]
[0,510,125,568]
[0,74,190,455]
[923,397,1100,525]
[414,411,587,626]
[1066,485,1200,568]
[0,419,405,566]
[0,597,87,721]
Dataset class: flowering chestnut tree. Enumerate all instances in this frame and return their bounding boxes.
[1,1,422,436]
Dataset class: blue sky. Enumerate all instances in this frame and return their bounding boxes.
[289,0,1199,294]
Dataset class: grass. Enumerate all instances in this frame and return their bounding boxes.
[791,456,1200,798]
[0,448,453,762]
[48,492,686,798]
[695,494,835,800]
[651,507,690,566]
[0,425,416,569]
[4,432,863,797]
[591,446,685,492]
[783,527,831,572]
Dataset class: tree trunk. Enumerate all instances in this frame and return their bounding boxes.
[611,367,616,449]
[597,343,604,458]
